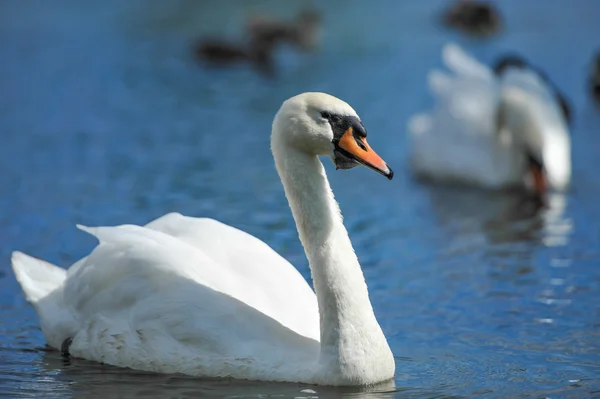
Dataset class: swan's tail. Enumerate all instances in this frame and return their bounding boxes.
[11,251,74,348]
[12,251,66,303]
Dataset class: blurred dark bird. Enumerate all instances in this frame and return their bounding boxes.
[193,10,320,78]
[590,51,600,103]
[442,0,502,37]
[246,10,321,51]
[196,40,248,63]
[194,36,276,77]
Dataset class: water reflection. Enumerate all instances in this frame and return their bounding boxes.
[423,183,581,336]
[32,351,402,399]
[425,185,572,250]
[540,193,572,247]
[424,184,574,294]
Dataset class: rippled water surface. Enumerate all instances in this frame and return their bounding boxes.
[1,1,600,398]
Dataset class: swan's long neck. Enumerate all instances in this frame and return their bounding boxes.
[272,139,393,381]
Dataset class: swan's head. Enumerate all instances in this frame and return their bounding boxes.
[272,92,393,179]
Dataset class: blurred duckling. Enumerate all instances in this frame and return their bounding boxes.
[246,10,321,51]
[442,0,502,37]
[194,35,276,77]
[590,51,600,103]
[408,43,571,196]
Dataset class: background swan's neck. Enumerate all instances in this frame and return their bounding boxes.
[272,141,393,382]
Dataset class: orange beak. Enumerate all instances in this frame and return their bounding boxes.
[337,127,393,179]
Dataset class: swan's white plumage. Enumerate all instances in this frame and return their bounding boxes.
[142,213,319,341]
[14,217,320,381]
[408,43,571,191]
[12,92,394,386]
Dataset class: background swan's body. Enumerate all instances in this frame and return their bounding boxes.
[408,43,571,192]
[12,92,395,386]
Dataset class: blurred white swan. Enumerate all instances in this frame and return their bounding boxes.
[12,92,396,386]
[408,43,571,193]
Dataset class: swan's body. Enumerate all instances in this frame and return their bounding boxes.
[408,43,571,193]
[12,93,395,386]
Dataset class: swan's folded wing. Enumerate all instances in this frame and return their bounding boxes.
[65,224,230,315]
[412,45,500,143]
[62,225,318,378]
[143,213,319,340]
[64,214,319,340]
[429,43,500,133]
[442,42,494,82]
[499,68,562,115]
[408,43,506,185]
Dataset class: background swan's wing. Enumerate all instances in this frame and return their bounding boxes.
[427,43,499,132]
[442,43,494,81]
[499,67,566,119]
[498,67,571,189]
[408,43,506,185]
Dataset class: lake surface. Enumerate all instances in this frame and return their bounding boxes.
[1,1,599,398]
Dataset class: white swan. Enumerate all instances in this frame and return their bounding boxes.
[11,92,396,386]
[408,43,571,193]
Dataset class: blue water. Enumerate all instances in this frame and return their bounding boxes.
[1,1,599,397]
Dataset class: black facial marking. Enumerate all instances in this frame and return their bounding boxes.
[323,113,393,179]
[321,113,369,167]
[322,113,367,141]
[333,149,360,170]
[323,113,368,170]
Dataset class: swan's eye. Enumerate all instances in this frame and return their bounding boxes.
[321,111,332,120]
